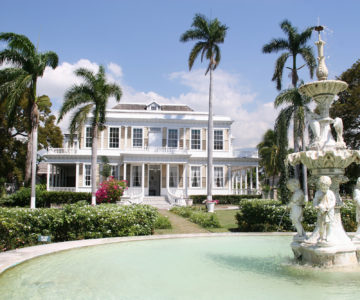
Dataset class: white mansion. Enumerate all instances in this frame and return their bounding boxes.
[45,102,259,203]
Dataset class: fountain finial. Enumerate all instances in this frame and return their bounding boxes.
[314,26,328,80]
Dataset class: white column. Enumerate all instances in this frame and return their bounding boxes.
[166,163,170,189]
[235,172,239,195]
[183,128,186,149]
[123,163,127,181]
[51,164,54,188]
[184,164,188,197]
[228,166,231,194]
[250,168,253,192]
[141,163,145,196]
[47,163,51,191]
[124,126,128,149]
[256,166,259,192]
[75,163,79,192]
[244,169,248,194]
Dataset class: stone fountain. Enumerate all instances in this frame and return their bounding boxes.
[287,26,360,267]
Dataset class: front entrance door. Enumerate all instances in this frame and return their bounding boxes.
[148,165,161,196]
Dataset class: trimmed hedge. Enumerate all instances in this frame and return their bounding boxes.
[190,194,262,205]
[0,202,158,251]
[0,188,91,207]
[170,206,221,228]
[236,199,357,232]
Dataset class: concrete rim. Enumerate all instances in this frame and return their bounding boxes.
[0,232,294,275]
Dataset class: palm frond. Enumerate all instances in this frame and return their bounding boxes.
[0,49,26,67]
[0,32,35,58]
[40,51,59,70]
[299,46,316,79]
[272,52,290,91]
[188,42,205,70]
[68,104,93,143]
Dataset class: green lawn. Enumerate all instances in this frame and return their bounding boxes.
[207,209,239,232]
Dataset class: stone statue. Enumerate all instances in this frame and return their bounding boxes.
[333,117,346,147]
[353,177,360,241]
[313,176,336,245]
[287,178,306,240]
[307,111,321,144]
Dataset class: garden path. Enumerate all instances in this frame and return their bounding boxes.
[155,210,209,234]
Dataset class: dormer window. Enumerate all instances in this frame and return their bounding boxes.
[147,101,161,111]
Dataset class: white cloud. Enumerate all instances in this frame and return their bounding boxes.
[37,59,277,147]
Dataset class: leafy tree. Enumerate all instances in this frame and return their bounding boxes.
[100,156,111,179]
[0,33,58,208]
[180,13,228,201]
[257,129,279,188]
[58,66,122,205]
[330,59,360,192]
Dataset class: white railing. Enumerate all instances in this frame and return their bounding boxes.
[167,188,186,206]
[47,148,80,154]
[233,149,259,158]
[125,146,188,155]
[48,186,76,192]
[123,187,143,204]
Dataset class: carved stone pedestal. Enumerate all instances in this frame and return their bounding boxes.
[291,241,358,267]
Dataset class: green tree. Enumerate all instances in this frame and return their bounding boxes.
[330,59,360,192]
[58,66,122,205]
[257,129,279,188]
[180,13,228,201]
[274,87,311,200]
[262,20,315,157]
[100,156,111,179]
[0,33,58,208]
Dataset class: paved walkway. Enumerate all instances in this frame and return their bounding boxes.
[156,210,209,234]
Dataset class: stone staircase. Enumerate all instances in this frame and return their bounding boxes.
[142,196,171,210]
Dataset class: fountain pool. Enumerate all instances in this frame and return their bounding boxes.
[1,236,360,300]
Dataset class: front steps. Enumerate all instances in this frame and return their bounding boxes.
[142,196,171,210]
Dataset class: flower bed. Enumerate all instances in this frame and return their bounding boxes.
[0,202,158,251]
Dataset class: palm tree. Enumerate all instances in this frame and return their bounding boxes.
[0,33,58,209]
[180,13,228,201]
[274,87,312,201]
[262,20,315,157]
[257,129,279,188]
[58,66,122,205]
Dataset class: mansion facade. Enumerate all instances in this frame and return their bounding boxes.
[45,102,259,203]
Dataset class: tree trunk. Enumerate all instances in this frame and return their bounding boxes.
[24,130,33,185]
[91,124,98,206]
[30,102,39,209]
[207,66,214,201]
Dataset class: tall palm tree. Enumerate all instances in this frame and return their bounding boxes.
[257,129,279,188]
[274,87,312,201]
[0,33,58,209]
[262,20,315,158]
[180,13,228,201]
[58,66,122,205]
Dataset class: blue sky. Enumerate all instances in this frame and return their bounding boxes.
[1,0,359,147]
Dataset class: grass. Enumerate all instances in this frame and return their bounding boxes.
[207,209,239,233]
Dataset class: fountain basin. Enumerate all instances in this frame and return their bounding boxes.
[299,80,348,98]
[1,235,360,299]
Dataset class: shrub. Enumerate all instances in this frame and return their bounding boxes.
[0,203,159,251]
[190,194,262,205]
[154,215,172,229]
[170,206,221,228]
[236,199,357,232]
[0,189,91,207]
[96,177,127,204]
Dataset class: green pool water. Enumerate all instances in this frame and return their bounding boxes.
[1,236,360,300]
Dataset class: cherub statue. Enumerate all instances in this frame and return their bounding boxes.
[313,176,336,245]
[307,111,321,144]
[287,178,306,240]
[353,177,360,240]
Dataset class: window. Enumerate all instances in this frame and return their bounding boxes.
[85,127,92,148]
[133,128,143,148]
[169,166,178,188]
[85,165,91,186]
[214,130,223,150]
[132,166,142,187]
[111,165,118,179]
[109,127,119,148]
[191,166,201,188]
[214,167,224,187]
[168,129,178,148]
[191,129,201,150]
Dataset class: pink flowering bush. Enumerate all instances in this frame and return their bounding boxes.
[96,177,127,204]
